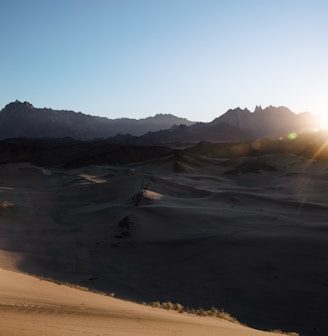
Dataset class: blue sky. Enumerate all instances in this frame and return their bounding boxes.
[1,0,327,121]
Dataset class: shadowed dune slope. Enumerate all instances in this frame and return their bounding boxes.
[0,149,327,335]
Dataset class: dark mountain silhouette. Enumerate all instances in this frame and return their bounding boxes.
[119,121,255,145]
[109,105,321,145]
[0,101,321,144]
[213,105,319,138]
[0,100,195,140]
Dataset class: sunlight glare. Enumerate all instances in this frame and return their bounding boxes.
[318,115,328,130]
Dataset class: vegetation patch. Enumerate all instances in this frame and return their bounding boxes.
[149,301,239,323]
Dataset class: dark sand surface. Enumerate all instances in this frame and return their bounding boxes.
[1,154,327,335]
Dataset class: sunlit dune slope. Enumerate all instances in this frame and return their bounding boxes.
[0,268,282,336]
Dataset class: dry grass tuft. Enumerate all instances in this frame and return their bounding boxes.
[270,330,300,336]
[149,302,300,335]
[150,301,239,323]
[33,276,300,336]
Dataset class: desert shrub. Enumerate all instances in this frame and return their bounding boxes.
[270,330,300,336]
[161,301,175,310]
[195,308,207,316]
[213,309,238,323]
[174,303,184,313]
[149,301,239,323]
[151,301,162,308]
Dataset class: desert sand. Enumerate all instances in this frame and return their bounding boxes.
[0,266,283,336]
[0,153,327,335]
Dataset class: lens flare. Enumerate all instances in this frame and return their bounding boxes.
[288,132,298,140]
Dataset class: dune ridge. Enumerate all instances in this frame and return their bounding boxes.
[0,267,286,336]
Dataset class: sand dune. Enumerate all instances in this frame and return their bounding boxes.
[0,267,282,336]
[0,156,327,335]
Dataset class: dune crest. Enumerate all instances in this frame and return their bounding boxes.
[0,268,283,336]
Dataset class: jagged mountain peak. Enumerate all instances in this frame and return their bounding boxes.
[227,106,251,113]
[253,105,293,116]
[2,100,34,112]
[210,105,318,139]
[221,105,293,118]
[0,101,320,143]
[211,106,252,128]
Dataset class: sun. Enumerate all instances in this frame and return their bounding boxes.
[314,114,328,130]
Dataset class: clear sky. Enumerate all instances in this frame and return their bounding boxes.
[1,0,327,121]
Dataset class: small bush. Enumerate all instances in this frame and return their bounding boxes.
[174,303,184,313]
[196,308,207,316]
[151,301,162,308]
[270,330,300,336]
[149,301,239,323]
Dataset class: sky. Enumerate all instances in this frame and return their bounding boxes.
[1,0,328,122]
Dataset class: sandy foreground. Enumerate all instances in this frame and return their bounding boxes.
[0,267,281,336]
[0,155,327,335]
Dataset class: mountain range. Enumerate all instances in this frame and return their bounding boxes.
[0,100,321,143]
[0,101,194,140]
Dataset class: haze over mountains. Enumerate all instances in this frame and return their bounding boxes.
[0,100,321,143]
